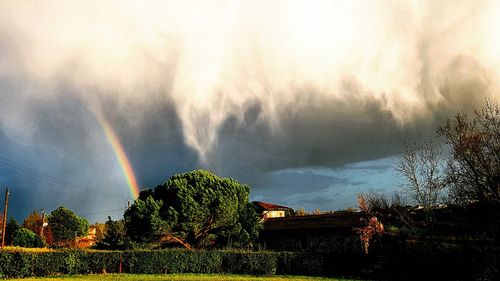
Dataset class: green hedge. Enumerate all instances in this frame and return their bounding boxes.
[0,248,385,279]
[0,249,287,278]
[5,247,495,280]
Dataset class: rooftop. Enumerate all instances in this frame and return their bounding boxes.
[252,201,292,211]
[263,212,365,231]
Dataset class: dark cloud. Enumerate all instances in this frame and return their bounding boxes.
[0,59,493,222]
[0,1,498,222]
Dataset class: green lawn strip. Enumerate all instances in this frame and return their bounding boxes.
[9,274,359,281]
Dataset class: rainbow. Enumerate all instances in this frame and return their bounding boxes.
[96,115,140,199]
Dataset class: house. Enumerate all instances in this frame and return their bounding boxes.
[252,201,292,221]
[75,226,97,248]
[260,212,365,253]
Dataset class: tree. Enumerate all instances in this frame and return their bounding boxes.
[223,202,261,248]
[294,208,308,216]
[355,194,384,254]
[124,196,166,244]
[93,223,106,242]
[126,170,261,248]
[23,210,43,234]
[47,207,89,243]
[13,228,44,248]
[5,217,19,245]
[97,217,127,249]
[22,210,51,245]
[438,99,500,203]
[396,138,446,212]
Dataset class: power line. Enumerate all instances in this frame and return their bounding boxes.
[0,156,123,198]
[0,156,80,186]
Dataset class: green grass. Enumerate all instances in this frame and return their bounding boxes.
[9,274,359,281]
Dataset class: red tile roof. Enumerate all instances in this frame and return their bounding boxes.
[253,201,291,211]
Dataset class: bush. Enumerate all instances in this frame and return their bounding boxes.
[221,251,278,275]
[0,249,282,278]
[2,247,493,280]
[12,228,44,248]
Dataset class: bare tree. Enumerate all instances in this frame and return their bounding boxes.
[389,191,407,209]
[438,99,500,203]
[359,190,413,226]
[396,138,446,211]
[363,190,390,211]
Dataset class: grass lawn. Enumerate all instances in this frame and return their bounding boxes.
[10,274,360,281]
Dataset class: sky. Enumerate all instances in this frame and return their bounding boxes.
[1,0,500,223]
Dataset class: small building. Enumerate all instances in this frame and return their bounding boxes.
[260,212,365,253]
[75,226,97,248]
[252,201,292,221]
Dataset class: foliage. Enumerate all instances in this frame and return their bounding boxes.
[0,249,284,278]
[438,99,500,203]
[355,195,384,254]
[128,170,260,249]
[23,210,43,234]
[2,246,53,252]
[217,203,262,249]
[354,217,384,255]
[96,217,127,250]
[93,223,106,242]
[12,228,44,248]
[0,247,495,280]
[5,217,20,246]
[47,207,89,243]
[4,274,359,281]
[294,208,307,216]
[124,197,166,244]
[22,210,50,245]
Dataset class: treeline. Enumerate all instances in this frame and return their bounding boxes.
[1,207,89,248]
[350,100,500,280]
[356,99,500,235]
[4,170,262,251]
[3,170,262,251]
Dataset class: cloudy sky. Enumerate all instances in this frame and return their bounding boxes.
[1,0,500,222]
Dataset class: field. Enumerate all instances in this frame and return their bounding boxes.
[9,274,359,281]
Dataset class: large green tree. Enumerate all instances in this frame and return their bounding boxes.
[96,217,127,250]
[128,170,260,248]
[124,196,166,243]
[47,207,89,243]
[5,217,20,246]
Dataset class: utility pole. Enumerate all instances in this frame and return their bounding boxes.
[1,187,9,249]
[40,209,45,237]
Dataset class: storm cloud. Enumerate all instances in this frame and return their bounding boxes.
[0,1,499,221]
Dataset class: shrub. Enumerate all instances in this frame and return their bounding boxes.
[0,249,281,278]
[1,247,494,280]
[221,251,278,275]
[12,228,44,248]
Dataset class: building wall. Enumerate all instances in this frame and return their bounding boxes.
[261,229,362,254]
[265,210,285,218]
